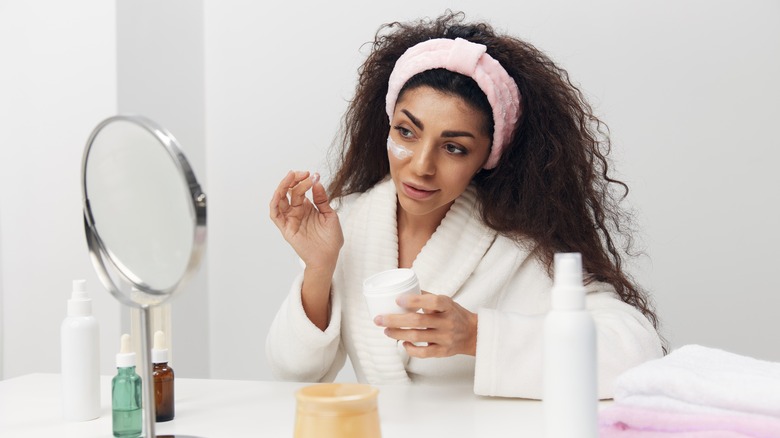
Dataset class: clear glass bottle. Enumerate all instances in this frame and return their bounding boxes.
[112,334,142,438]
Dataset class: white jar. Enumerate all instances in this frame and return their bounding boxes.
[362,268,421,319]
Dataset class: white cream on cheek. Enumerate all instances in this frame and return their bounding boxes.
[387,136,413,160]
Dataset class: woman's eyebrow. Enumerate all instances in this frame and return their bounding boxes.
[401,109,424,130]
[401,109,475,138]
[441,130,475,138]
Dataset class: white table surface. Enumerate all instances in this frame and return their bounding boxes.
[0,373,565,437]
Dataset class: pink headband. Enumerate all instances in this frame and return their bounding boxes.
[385,37,522,169]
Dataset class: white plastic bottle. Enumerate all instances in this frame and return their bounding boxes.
[61,279,101,421]
[543,253,597,438]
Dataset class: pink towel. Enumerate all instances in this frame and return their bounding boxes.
[599,404,780,438]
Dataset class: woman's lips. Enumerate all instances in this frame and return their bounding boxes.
[402,183,438,200]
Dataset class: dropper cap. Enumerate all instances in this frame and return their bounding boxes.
[67,279,92,317]
[152,330,169,364]
[116,334,136,368]
[551,253,586,310]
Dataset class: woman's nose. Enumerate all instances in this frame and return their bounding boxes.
[409,142,436,176]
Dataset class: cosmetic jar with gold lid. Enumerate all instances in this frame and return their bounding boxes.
[294,383,381,438]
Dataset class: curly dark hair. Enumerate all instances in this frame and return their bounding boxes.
[327,11,661,332]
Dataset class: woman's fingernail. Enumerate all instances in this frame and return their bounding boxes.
[310,172,320,184]
[374,315,383,326]
[396,296,408,307]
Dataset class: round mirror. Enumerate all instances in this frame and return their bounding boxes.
[81,115,206,307]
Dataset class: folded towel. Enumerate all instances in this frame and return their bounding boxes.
[613,345,780,418]
[599,404,780,438]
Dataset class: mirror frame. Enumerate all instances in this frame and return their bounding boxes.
[81,114,206,308]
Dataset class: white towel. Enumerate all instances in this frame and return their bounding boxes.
[613,344,780,418]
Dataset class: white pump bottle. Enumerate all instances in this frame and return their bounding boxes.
[543,253,597,438]
[60,279,101,421]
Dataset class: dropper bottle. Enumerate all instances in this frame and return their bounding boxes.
[543,253,597,438]
[112,334,142,438]
[152,330,175,422]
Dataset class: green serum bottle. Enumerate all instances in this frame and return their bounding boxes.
[112,334,142,438]
[152,330,175,422]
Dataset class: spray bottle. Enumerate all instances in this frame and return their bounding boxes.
[61,279,100,421]
[543,253,598,438]
[112,334,142,438]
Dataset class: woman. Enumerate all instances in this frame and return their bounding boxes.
[267,11,663,399]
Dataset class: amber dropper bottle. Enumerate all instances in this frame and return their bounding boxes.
[152,330,175,422]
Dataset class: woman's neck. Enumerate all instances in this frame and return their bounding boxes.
[396,200,453,268]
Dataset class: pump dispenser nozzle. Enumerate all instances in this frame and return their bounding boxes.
[551,253,586,310]
[67,279,92,317]
[72,279,87,298]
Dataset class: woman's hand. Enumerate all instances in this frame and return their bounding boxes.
[375,293,478,357]
[270,170,344,330]
[269,170,344,272]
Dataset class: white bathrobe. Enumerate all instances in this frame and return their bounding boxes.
[266,178,663,399]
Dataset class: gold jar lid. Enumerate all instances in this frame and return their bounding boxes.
[295,383,379,416]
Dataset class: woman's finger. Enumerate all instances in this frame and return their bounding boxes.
[274,170,296,196]
[269,189,286,227]
[288,172,313,207]
[270,171,295,221]
[270,170,312,230]
[310,173,335,214]
[397,293,450,314]
[384,327,443,344]
[402,341,442,358]
[377,311,433,329]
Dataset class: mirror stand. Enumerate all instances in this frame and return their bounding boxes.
[82,115,207,438]
[139,305,156,438]
[139,305,201,438]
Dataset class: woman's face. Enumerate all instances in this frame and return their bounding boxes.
[388,86,491,222]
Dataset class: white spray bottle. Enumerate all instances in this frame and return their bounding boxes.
[60,279,101,421]
[543,253,597,438]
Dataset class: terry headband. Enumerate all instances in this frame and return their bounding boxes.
[385,37,522,169]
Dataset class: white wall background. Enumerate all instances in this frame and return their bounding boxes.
[1,0,778,381]
[116,0,210,379]
[0,0,121,378]
[203,0,780,381]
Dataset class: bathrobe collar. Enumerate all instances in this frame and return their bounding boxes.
[341,178,495,384]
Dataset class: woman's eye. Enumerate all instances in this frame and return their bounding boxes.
[393,126,414,138]
[445,144,467,155]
